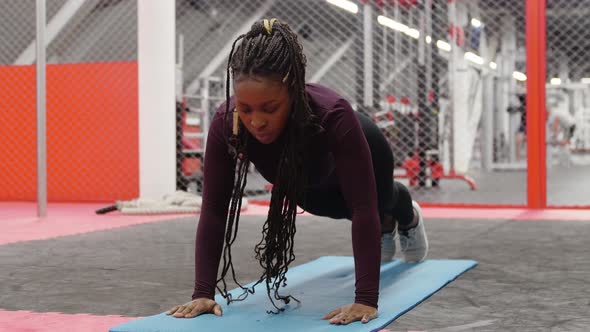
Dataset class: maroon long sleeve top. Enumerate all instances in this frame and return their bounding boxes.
[192,84,381,308]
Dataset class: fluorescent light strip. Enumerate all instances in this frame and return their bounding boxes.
[436,40,451,52]
[513,71,527,81]
[550,78,562,85]
[377,15,410,33]
[380,15,460,52]
[378,16,420,39]
[379,15,496,58]
[465,52,484,65]
[581,78,590,84]
[405,28,420,39]
[326,0,358,14]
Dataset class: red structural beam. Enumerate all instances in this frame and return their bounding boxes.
[526,0,547,208]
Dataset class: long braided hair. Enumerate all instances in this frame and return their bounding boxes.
[217,19,322,314]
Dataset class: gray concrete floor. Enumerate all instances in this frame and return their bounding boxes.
[1,215,589,331]
[413,164,590,207]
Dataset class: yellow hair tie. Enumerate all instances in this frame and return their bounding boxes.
[263,18,278,35]
[232,108,239,136]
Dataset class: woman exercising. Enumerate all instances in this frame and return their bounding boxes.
[166,19,428,326]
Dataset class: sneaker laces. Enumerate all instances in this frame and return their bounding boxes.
[400,227,417,251]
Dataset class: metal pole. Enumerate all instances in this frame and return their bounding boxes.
[448,0,456,173]
[363,3,374,107]
[526,0,547,208]
[417,1,428,186]
[381,7,388,95]
[36,0,47,217]
[138,0,176,199]
[482,74,494,171]
[201,78,210,149]
[393,2,400,76]
[425,0,433,97]
[178,34,184,68]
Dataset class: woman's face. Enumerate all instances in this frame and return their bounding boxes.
[234,75,291,144]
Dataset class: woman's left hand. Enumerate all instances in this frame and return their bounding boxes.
[322,303,378,325]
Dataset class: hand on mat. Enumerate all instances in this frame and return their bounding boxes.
[166,298,222,318]
[322,303,378,325]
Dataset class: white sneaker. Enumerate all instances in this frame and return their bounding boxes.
[399,201,429,262]
[381,228,397,262]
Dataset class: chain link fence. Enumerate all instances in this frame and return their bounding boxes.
[545,0,590,207]
[46,0,138,201]
[0,0,37,201]
[3,0,589,207]
[177,0,531,205]
[1,0,138,202]
[467,0,528,205]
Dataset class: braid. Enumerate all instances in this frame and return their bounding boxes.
[217,19,321,314]
[216,33,253,304]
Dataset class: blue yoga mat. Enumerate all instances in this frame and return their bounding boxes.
[110,257,477,332]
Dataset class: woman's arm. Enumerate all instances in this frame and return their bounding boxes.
[191,111,235,300]
[329,100,381,309]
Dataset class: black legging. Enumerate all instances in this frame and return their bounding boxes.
[299,111,414,228]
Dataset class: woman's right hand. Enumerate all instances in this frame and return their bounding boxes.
[165,298,222,318]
